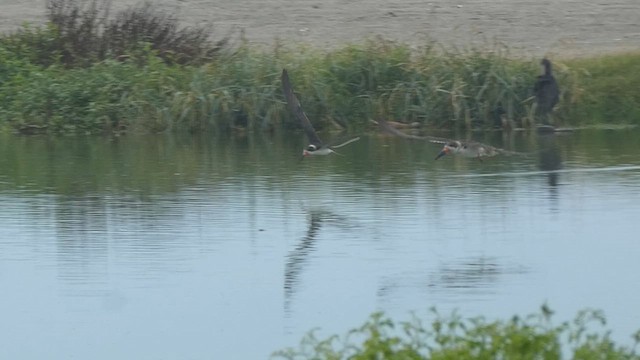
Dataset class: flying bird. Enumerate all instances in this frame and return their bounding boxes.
[533,58,560,124]
[375,118,519,161]
[281,69,360,157]
[432,139,507,161]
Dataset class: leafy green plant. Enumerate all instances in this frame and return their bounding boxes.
[273,306,640,360]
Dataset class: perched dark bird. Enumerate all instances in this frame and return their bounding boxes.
[534,58,560,124]
[375,118,520,161]
[281,69,360,157]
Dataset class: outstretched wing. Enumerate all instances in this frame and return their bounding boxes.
[427,138,451,145]
[281,69,323,147]
[375,118,451,143]
[331,136,360,149]
[376,118,526,157]
[469,141,525,157]
[494,147,524,156]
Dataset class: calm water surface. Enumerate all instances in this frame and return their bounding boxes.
[1,129,639,359]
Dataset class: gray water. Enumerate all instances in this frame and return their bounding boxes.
[1,129,639,359]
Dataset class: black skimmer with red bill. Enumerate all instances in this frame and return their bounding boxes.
[282,69,360,157]
[374,118,520,161]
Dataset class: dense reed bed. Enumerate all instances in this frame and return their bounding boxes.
[0,0,638,134]
[273,307,640,359]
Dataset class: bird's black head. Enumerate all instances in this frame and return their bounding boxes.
[435,141,461,160]
[302,144,317,157]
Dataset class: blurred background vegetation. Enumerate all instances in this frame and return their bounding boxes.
[0,0,638,135]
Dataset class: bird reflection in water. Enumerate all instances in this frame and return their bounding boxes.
[377,257,527,303]
[537,133,564,212]
[429,257,503,290]
[538,134,563,186]
[284,208,351,316]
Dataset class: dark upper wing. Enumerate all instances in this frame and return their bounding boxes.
[375,118,451,143]
[281,69,323,147]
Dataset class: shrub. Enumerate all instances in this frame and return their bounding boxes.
[0,0,232,67]
[273,307,640,360]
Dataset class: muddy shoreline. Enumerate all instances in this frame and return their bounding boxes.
[1,0,638,57]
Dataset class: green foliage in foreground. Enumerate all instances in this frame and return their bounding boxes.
[273,307,640,360]
[1,15,639,134]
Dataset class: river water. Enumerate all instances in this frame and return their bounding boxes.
[1,129,639,359]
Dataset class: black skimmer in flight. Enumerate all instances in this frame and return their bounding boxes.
[281,69,360,157]
[375,118,519,161]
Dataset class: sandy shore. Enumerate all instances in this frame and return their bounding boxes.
[1,0,638,57]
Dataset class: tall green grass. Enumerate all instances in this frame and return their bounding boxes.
[564,53,640,125]
[0,40,553,134]
[0,1,638,134]
[273,307,640,359]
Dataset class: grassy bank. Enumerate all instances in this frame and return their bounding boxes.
[0,0,638,134]
[273,307,640,359]
[563,53,640,125]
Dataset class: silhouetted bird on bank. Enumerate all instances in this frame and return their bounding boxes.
[534,58,559,125]
[281,69,360,157]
